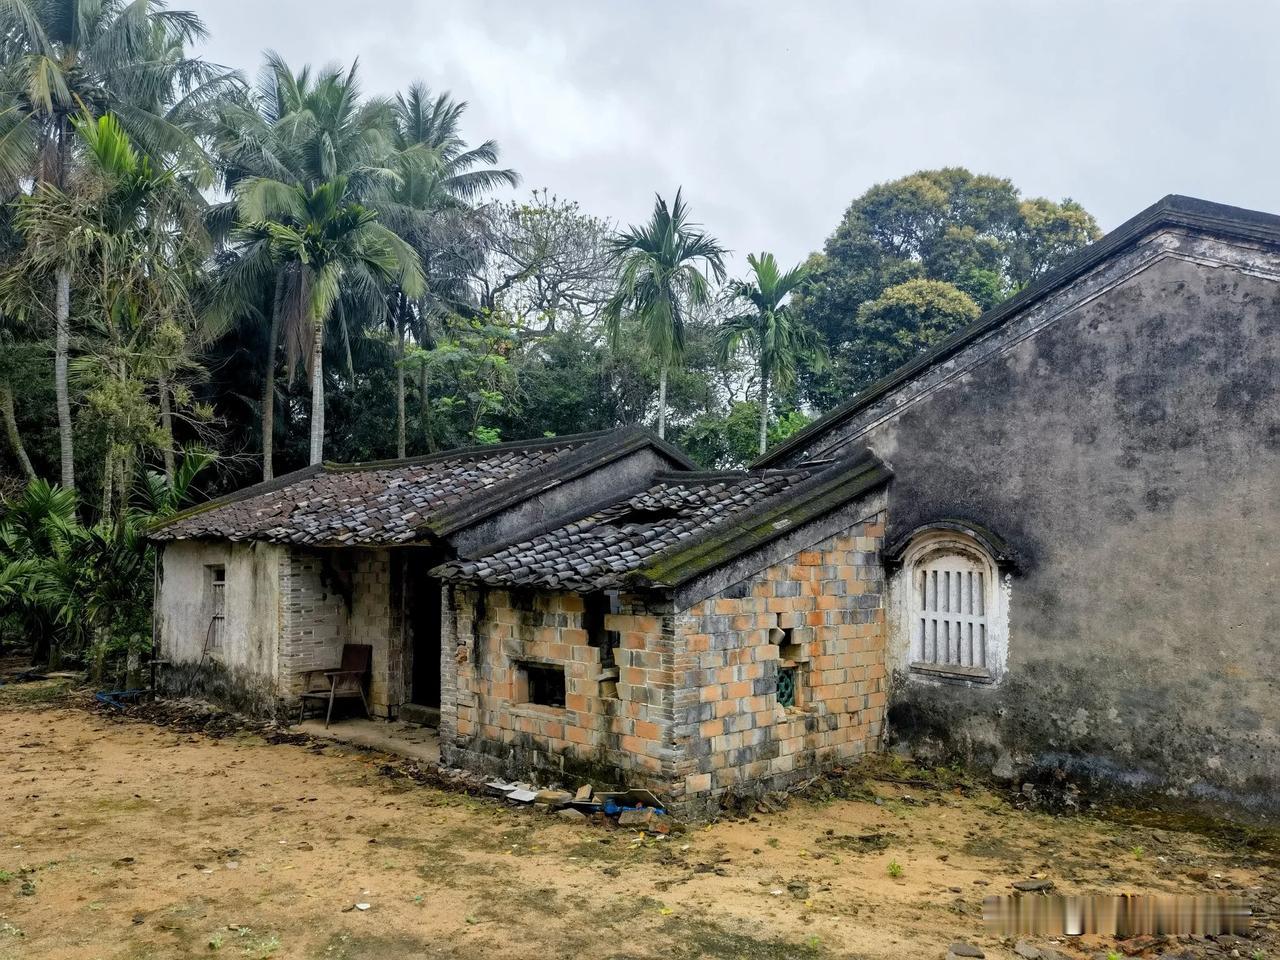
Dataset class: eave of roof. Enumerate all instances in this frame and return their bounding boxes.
[754,194,1280,468]
[627,452,892,590]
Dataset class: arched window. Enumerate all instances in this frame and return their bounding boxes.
[888,523,1012,683]
[913,546,989,671]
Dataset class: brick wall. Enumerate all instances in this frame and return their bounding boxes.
[278,547,403,717]
[278,549,350,697]
[438,512,887,814]
[439,585,678,792]
[672,514,887,812]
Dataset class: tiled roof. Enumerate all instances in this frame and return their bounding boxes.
[433,470,812,591]
[151,432,618,546]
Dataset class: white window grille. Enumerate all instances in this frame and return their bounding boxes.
[915,556,987,669]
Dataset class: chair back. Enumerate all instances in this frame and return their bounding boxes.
[340,643,372,676]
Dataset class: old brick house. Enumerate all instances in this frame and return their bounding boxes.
[152,195,1280,819]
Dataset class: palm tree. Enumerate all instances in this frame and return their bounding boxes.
[719,253,824,455]
[235,174,424,464]
[3,113,210,516]
[207,54,403,477]
[604,190,726,439]
[0,0,238,493]
[380,82,517,457]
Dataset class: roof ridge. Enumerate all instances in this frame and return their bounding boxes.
[325,428,614,473]
[754,193,1280,467]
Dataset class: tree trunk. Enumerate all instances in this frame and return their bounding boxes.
[101,447,113,521]
[157,374,175,483]
[54,267,74,492]
[417,298,436,453]
[0,380,36,481]
[656,363,669,440]
[396,295,407,459]
[261,275,284,480]
[308,321,325,465]
[757,366,770,456]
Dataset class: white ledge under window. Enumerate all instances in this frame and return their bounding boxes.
[908,661,994,683]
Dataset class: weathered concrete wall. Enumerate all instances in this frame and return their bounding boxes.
[160,543,406,718]
[157,540,283,714]
[781,230,1280,817]
[672,514,886,817]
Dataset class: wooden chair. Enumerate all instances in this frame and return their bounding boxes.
[298,644,372,728]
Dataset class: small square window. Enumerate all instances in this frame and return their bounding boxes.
[517,662,566,708]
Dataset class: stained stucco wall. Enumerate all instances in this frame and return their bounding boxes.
[157,540,284,712]
[783,230,1280,816]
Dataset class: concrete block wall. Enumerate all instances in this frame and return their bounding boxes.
[278,549,351,698]
[278,546,402,716]
[671,513,887,813]
[349,549,403,717]
[439,585,678,793]
[438,513,887,815]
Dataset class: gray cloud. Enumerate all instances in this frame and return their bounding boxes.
[186,0,1280,270]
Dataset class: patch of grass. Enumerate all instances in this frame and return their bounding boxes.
[887,859,903,878]
[817,830,893,853]
[0,870,12,883]
[1131,844,1145,859]
[659,915,827,960]
[0,678,72,705]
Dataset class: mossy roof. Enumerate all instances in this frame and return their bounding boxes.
[433,452,890,592]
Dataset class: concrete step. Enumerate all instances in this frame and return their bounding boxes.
[399,703,441,728]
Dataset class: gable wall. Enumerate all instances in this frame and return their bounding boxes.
[778,229,1280,816]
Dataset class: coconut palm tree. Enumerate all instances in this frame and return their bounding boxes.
[719,252,824,455]
[234,173,424,464]
[603,190,726,439]
[379,82,517,457]
[207,54,406,476]
[0,0,238,493]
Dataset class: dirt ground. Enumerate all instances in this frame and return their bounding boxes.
[1,685,1277,960]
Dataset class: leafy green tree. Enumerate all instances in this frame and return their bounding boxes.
[3,114,210,517]
[604,190,726,439]
[380,82,517,457]
[678,402,812,469]
[0,0,237,493]
[207,55,399,477]
[795,168,1099,406]
[719,252,824,455]
[849,278,980,385]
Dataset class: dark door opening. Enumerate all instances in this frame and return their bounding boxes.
[408,575,443,718]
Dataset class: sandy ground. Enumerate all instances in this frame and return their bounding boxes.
[1,688,1277,960]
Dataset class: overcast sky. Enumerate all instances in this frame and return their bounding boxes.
[185,1,1280,269]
